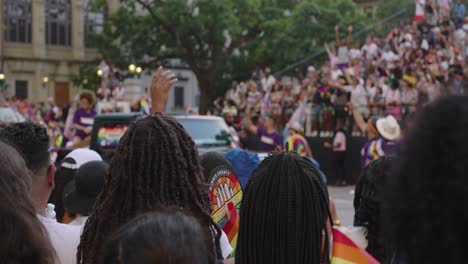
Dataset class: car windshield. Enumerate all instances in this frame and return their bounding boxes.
[176,118,231,147]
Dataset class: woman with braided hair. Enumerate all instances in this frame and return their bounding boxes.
[236,152,332,264]
[77,67,223,263]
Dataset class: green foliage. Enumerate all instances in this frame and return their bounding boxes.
[84,0,370,112]
[376,0,414,21]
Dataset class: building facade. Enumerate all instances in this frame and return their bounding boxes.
[0,0,119,106]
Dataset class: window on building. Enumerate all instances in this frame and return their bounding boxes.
[45,0,72,46]
[3,0,32,43]
[84,0,105,48]
[15,80,28,99]
[174,86,184,109]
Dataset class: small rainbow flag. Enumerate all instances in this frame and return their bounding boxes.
[223,202,240,250]
[332,228,380,264]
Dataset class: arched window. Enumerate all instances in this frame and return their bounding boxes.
[84,0,105,48]
[3,0,32,43]
[45,0,72,46]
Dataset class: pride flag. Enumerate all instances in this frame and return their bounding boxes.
[223,202,240,250]
[332,228,380,264]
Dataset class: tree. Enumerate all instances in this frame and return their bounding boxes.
[90,0,368,113]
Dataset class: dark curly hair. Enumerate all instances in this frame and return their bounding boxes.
[0,141,54,264]
[0,122,50,174]
[236,152,331,264]
[384,96,468,264]
[100,210,210,264]
[77,113,221,263]
[79,92,95,106]
[354,156,393,262]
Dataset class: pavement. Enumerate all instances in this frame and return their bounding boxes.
[328,185,355,227]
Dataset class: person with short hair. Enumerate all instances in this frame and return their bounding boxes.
[100,211,211,264]
[71,92,96,147]
[62,161,109,226]
[236,152,332,264]
[0,141,55,264]
[0,122,81,264]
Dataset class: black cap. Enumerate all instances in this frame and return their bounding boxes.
[63,160,108,215]
[200,152,233,182]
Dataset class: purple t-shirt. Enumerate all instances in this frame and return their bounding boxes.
[258,127,283,152]
[73,108,96,139]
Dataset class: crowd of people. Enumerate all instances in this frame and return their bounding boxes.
[1,2,468,263]
[1,65,467,264]
[216,0,467,150]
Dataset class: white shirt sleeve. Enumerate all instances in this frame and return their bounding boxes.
[220,230,233,259]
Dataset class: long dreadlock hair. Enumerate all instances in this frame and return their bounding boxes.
[77,113,222,263]
[236,152,332,264]
[353,156,393,262]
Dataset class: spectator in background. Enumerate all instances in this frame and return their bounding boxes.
[0,122,81,264]
[261,68,276,92]
[100,211,211,264]
[236,152,331,264]
[71,92,96,147]
[400,79,419,122]
[244,107,283,152]
[49,148,102,222]
[62,161,109,226]
[385,79,402,120]
[246,81,261,114]
[384,96,468,264]
[0,141,55,264]
[453,0,466,29]
[112,81,126,101]
[335,25,353,69]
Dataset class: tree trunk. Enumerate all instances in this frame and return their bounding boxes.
[197,75,212,115]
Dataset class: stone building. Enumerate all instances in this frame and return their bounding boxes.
[0,0,119,106]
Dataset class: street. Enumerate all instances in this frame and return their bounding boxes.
[329,186,355,227]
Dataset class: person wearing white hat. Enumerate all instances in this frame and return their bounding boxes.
[360,116,401,168]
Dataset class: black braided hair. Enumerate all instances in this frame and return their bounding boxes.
[236,152,332,264]
[353,156,393,262]
[384,96,468,264]
[77,113,221,263]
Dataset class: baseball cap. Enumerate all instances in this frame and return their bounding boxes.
[63,160,109,215]
[61,148,102,170]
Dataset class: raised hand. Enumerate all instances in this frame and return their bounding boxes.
[348,25,353,32]
[335,25,340,32]
[151,66,177,113]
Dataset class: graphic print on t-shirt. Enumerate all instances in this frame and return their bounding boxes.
[209,166,242,252]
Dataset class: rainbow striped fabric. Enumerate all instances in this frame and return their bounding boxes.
[223,202,240,250]
[332,228,380,264]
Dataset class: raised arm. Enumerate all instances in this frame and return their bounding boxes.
[335,25,341,45]
[244,106,258,135]
[347,25,353,48]
[151,66,177,113]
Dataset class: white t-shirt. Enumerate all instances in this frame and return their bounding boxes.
[337,46,349,64]
[415,0,426,16]
[261,75,276,92]
[361,43,378,59]
[345,84,368,107]
[38,215,81,264]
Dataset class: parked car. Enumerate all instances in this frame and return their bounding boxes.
[87,113,238,161]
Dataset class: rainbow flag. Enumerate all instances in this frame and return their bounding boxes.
[223,202,240,250]
[332,228,380,264]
